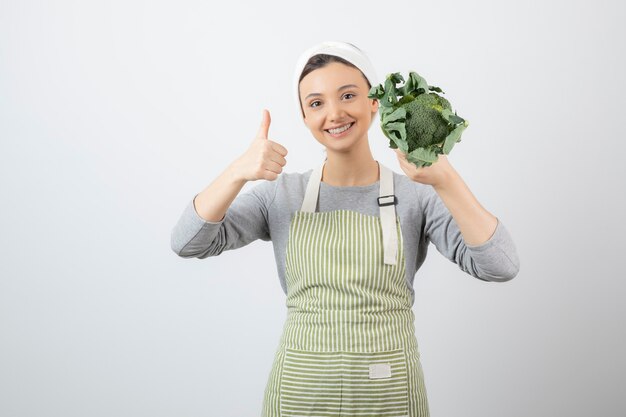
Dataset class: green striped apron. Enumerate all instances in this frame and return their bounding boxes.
[262,160,430,417]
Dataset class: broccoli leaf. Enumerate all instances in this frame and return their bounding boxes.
[442,121,468,154]
[407,147,439,164]
[404,72,429,97]
[383,122,408,151]
[449,114,465,124]
[368,84,385,100]
[389,72,404,84]
[380,77,400,108]
[381,106,406,125]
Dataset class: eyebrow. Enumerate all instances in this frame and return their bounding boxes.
[304,84,359,101]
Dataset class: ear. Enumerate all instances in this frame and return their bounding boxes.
[371,98,379,112]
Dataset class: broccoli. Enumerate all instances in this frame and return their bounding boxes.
[368,71,469,168]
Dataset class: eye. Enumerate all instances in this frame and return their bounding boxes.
[309,93,355,108]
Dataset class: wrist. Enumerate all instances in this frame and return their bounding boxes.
[432,165,460,191]
[226,160,248,185]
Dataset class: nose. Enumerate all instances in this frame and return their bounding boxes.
[326,99,348,122]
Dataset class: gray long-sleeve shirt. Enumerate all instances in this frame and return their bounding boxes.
[171,168,520,305]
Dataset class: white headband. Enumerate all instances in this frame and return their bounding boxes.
[293,41,379,123]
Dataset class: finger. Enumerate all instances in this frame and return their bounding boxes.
[263,159,284,174]
[256,109,271,139]
[398,157,410,171]
[269,141,289,157]
[399,156,416,172]
[265,149,287,167]
[271,153,287,167]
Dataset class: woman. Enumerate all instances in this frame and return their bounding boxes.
[171,41,520,417]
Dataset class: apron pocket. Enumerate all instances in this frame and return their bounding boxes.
[279,347,409,417]
[280,348,343,416]
[340,348,409,417]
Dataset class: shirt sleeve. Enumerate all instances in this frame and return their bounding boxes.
[418,183,520,282]
[170,179,278,258]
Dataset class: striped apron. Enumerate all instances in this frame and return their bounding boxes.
[262,160,430,417]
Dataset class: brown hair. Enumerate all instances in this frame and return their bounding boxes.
[297,54,372,118]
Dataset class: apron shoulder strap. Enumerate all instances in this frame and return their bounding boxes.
[378,162,398,266]
[300,160,399,266]
[301,161,325,213]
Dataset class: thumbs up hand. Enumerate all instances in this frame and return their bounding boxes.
[232,109,289,182]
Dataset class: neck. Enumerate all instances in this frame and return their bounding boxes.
[321,149,379,187]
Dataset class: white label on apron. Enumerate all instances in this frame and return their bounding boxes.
[368,362,392,379]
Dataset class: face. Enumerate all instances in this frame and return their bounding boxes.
[299,62,379,154]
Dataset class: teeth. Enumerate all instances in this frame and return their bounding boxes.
[328,123,353,134]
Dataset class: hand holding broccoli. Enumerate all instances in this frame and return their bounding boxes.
[368,72,469,168]
[394,148,456,188]
[232,109,288,182]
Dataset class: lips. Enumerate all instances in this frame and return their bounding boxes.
[325,122,354,134]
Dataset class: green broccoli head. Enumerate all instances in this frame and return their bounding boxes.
[404,93,453,148]
[368,71,468,168]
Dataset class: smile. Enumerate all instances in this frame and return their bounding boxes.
[325,122,355,137]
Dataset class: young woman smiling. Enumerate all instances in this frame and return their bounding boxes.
[171,41,520,417]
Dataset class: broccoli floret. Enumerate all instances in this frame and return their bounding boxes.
[404,93,452,148]
[368,71,468,168]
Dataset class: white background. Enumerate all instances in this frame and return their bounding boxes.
[1,0,625,416]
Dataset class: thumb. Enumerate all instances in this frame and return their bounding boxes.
[256,109,271,139]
